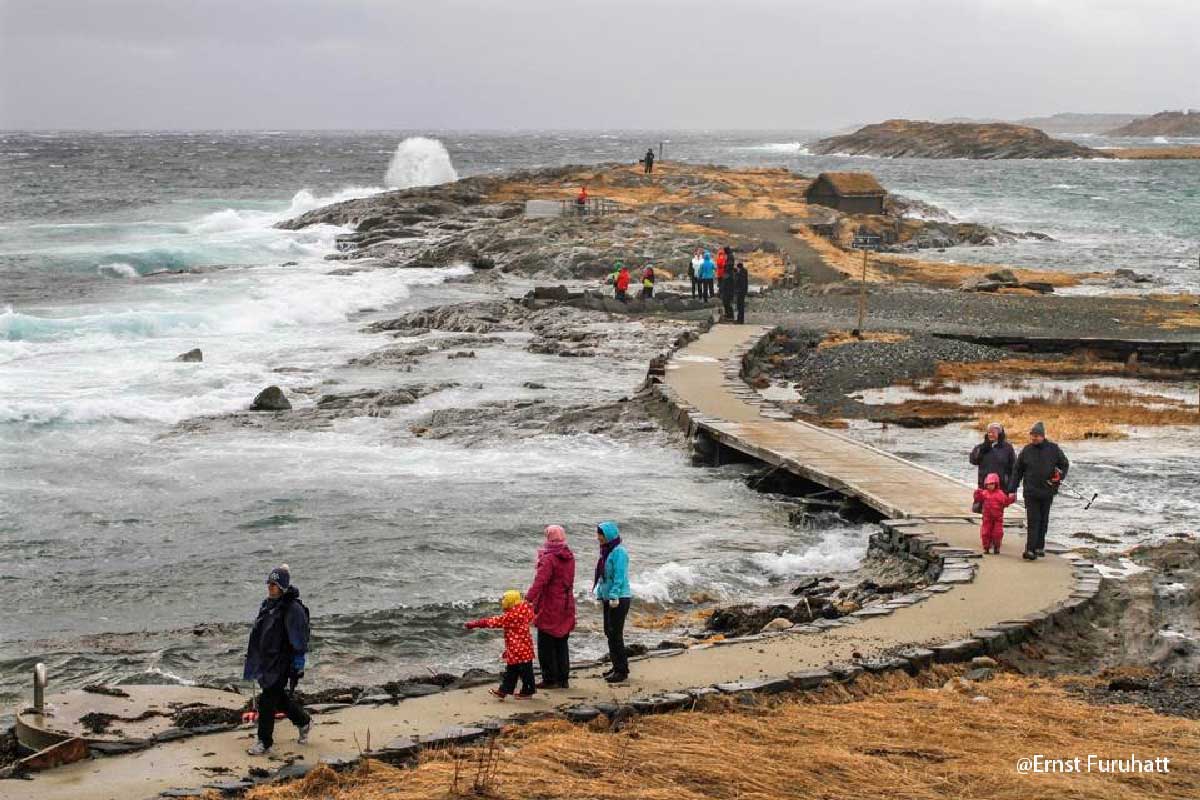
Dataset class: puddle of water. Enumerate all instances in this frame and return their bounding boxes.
[855,375,1198,409]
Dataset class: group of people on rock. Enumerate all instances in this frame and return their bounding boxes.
[242,522,634,755]
[610,261,656,302]
[689,247,749,323]
[969,421,1070,560]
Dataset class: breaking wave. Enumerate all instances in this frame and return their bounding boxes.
[384,137,459,189]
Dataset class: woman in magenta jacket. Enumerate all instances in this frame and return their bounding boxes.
[526,524,577,689]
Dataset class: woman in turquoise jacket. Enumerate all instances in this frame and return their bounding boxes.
[593,521,632,683]
[697,251,716,303]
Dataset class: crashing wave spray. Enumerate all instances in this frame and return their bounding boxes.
[384,137,459,189]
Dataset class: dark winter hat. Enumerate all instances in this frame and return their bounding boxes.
[266,563,291,589]
[1030,421,1046,436]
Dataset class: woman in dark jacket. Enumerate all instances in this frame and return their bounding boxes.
[244,564,311,755]
[969,422,1016,489]
[526,525,576,689]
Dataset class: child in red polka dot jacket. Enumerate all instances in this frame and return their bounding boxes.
[464,589,537,699]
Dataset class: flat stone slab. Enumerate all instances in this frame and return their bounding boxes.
[788,669,833,689]
[932,639,985,663]
[417,726,487,747]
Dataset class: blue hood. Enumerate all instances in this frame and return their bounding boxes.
[597,521,620,542]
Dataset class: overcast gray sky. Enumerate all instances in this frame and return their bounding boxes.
[1,0,1197,130]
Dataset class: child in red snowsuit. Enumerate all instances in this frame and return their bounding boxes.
[464,590,537,699]
[974,472,1015,554]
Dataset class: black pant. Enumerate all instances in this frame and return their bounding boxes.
[735,293,746,323]
[257,676,309,748]
[1024,493,1054,553]
[602,598,631,676]
[721,293,734,319]
[614,288,627,303]
[642,286,653,299]
[690,277,699,298]
[644,161,653,173]
[499,661,535,695]
[537,631,571,687]
[700,279,714,302]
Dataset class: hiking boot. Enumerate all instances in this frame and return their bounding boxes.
[1022,551,1036,561]
[993,546,1001,555]
[1035,549,1045,558]
[516,690,536,699]
[604,672,629,684]
[247,741,272,756]
[297,722,312,744]
[535,681,560,690]
[488,688,509,700]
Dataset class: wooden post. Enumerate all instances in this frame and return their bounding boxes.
[856,248,868,335]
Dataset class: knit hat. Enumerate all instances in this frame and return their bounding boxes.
[987,421,1004,433]
[501,590,522,610]
[266,564,291,589]
[544,524,566,544]
[1030,421,1046,436]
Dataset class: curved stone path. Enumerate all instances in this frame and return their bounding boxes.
[10,325,1089,800]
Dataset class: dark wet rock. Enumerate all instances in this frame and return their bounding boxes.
[250,386,291,412]
[175,349,203,363]
[83,684,131,698]
[173,705,245,729]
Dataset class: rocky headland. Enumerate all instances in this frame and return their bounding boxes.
[1108,110,1200,137]
[811,119,1108,159]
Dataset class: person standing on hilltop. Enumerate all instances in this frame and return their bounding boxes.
[575,185,588,215]
[715,247,728,293]
[526,525,576,690]
[719,260,736,320]
[244,565,311,756]
[969,422,1016,489]
[689,249,703,298]
[733,261,750,324]
[641,265,656,299]
[1008,421,1069,561]
[642,148,655,174]
[594,521,632,684]
[698,251,716,302]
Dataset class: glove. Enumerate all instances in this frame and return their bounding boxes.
[608,598,619,608]
[291,654,306,679]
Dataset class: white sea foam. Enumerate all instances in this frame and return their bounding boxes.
[97,261,141,279]
[1153,136,1170,144]
[633,561,712,603]
[739,141,811,154]
[384,137,459,189]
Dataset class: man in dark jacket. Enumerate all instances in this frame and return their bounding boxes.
[732,262,750,324]
[969,422,1016,489]
[244,564,311,755]
[719,263,736,320]
[642,148,655,174]
[1008,422,1069,561]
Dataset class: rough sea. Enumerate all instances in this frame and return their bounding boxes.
[2,130,1198,709]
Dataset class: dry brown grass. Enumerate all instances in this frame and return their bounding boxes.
[876,386,1198,443]
[242,671,1200,800]
[820,330,912,348]
[791,226,1095,288]
[1111,146,1200,160]
[935,357,1184,382]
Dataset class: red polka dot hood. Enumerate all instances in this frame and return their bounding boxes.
[465,601,535,665]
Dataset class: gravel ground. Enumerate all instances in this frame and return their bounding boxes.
[750,328,1011,415]
[751,284,1200,342]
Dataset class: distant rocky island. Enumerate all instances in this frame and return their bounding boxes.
[811,120,1106,159]
[1108,110,1200,137]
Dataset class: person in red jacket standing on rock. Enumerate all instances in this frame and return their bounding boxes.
[464,590,537,699]
[526,524,576,689]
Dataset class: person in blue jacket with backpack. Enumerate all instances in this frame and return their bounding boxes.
[244,564,311,755]
[593,521,632,683]
[697,251,716,303]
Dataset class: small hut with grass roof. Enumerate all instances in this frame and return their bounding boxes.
[805,172,886,215]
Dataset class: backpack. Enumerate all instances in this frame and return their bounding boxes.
[287,597,312,651]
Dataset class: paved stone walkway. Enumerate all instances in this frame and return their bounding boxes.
[11,324,1078,800]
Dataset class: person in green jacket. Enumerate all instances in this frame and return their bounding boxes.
[593,521,632,683]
